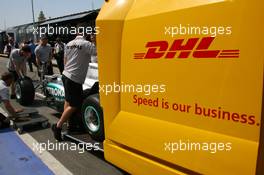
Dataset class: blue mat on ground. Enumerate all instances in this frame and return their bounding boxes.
[0,128,54,175]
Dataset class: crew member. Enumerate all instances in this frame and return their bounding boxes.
[7,45,31,98]
[28,39,38,72]
[53,37,65,74]
[4,37,19,57]
[35,36,53,75]
[51,34,96,141]
[0,72,23,129]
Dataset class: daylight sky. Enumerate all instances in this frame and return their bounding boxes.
[0,0,105,30]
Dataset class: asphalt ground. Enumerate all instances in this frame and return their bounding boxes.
[0,56,127,175]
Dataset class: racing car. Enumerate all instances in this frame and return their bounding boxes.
[14,63,104,141]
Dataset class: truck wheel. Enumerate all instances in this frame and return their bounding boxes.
[15,77,35,105]
[81,94,104,142]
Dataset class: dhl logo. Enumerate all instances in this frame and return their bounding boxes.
[134,37,239,59]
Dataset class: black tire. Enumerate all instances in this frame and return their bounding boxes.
[15,77,35,105]
[81,94,104,142]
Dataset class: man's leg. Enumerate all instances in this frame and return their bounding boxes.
[52,75,83,141]
[56,104,77,128]
[28,57,33,72]
[52,102,77,141]
[32,56,38,68]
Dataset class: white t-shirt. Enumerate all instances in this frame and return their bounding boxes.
[63,36,96,84]
[0,80,9,104]
[35,44,52,63]
[4,43,17,55]
[7,49,27,71]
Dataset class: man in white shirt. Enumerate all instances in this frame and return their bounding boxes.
[4,37,19,57]
[0,72,23,129]
[52,34,95,141]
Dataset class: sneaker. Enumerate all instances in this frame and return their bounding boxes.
[51,124,62,141]
[0,120,10,129]
[10,94,16,99]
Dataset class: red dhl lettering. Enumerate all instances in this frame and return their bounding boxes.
[134,37,240,59]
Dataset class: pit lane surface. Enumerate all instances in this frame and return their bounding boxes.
[0,56,126,175]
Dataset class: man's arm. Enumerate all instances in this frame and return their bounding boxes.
[1,88,22,117]
[35,47,40,66]
[22,60,27,76]
[47,46,53,65]
[12,58,23,77]
[86,42,97,62]
[10,52,23,78]
[64,45,68,65]
[64,56,68,66]
[3,100,17,117]
[36,56,40,66]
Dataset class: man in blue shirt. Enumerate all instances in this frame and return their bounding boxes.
[28,39,38,72]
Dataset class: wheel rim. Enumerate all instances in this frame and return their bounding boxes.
[84,106,100,132]
[15,83,21,99]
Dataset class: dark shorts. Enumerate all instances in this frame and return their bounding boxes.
[8,69,18,81]
[62,75,83,108]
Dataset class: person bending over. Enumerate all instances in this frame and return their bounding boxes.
[7,45,31,99]
[0,72,23,129]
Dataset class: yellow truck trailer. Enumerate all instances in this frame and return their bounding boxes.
[96,0,264,174]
